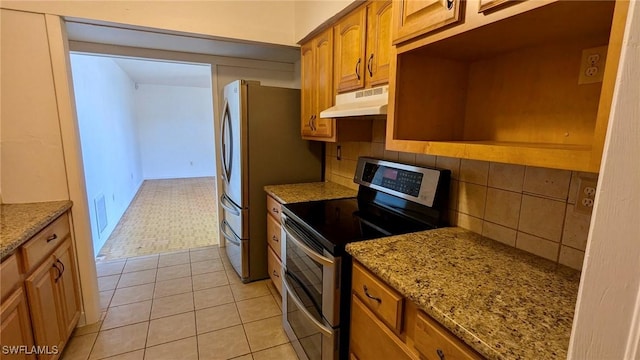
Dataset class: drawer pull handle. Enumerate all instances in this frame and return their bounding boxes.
[272,235,279,242]
[437,349,445,360]
[53,263,62,282]
[272,207,279,214]
[47,234,58,242]
[363,285,381,304]
[57,259,65,276]
[272,270,280,278]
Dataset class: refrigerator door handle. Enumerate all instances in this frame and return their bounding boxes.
[220,220,241,246]
[220,99,232,182]
[220,193,240,216]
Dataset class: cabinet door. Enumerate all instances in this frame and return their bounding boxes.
[350,295,418,360]
[25,258,64,360]
[301,41,315,137]
[1,287,36,360]
[366,0,393,87]
[313,28,335,138]
[334,7,367,93]
[393,0,462,44]
[54,238,81,339]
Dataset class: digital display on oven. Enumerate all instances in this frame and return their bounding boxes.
[362,163,423,197]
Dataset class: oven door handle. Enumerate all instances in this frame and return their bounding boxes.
[282,225,334,266]
[283,276,334,337]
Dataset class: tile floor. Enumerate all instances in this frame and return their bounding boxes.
[97,178,219,260]
[62,246,298,360]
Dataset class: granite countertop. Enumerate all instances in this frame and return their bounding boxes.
[264,181,357,204]
[1,201,73,260]
[346,227,581,360]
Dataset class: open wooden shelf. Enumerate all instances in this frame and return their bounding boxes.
[386,0,627,172]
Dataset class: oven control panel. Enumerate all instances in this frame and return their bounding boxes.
[361,163,424,197]
[354,157,448,207]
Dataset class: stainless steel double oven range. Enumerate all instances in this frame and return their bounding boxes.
[280,157,451,360]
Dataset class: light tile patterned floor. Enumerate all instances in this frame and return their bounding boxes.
[62,246,298,360]
[97,178,219,261]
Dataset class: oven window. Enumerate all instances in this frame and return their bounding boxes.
[285,233,324,311]
[286,273,323,360]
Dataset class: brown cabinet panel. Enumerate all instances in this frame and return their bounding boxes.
[267,246,283,295]
[53,238,81,339]
[0,287,36,360]
[334,7,367,93]
[21,214,70,272]
[352,261,404,333]
[266,213,282,259]
[414,310,482,360]
[393,0,463,44]
[366,0,393,86]
[1,254,21,300]
[301,28,335,140]
[350,295,417,360]
[25,257,64,360]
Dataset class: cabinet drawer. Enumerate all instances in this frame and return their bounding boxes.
[266,213,282,258]
[267,246,282,295]
[1,254,22,301]
[352,261,404,333]
[350,295,417,360]
[21,214,70,273]
[414,310,482,360]
[266,195,282,221]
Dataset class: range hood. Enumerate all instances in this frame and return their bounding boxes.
[319,85,388,118]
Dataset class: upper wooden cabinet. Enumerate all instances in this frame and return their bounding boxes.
[392,0,463,44]
[386,0,629,172]
[301,28,334,139]
[334,7,367,93]
[335,1,393,93]
[366,0,393,87]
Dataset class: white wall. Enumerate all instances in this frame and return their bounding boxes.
[1,9,69,203]
[70,54,143,255]
[134,83,216,180]
[294,0,356,41]
[1,1,297,46]
[569,2,640,358]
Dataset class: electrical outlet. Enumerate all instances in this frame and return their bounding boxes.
[579,45,607,84]
[575,178,597,214]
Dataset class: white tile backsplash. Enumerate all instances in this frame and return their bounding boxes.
[523,166,572,200]
[484,188,522,229]
[459,159,490,186]
[488,162,526,192]
[518,195,566,242]
[458,182,487,218]
[482,222,517,247]
[516,232,560,262]
[323,118,592,269]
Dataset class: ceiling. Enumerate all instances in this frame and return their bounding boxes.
[110,57,212,88]
[66,20,300,89]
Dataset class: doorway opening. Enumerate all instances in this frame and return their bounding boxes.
[69,53,218,261]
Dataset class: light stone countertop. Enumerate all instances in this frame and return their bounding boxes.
[346,227,581,360]
[1,201,72,260]
[264,181,357,204]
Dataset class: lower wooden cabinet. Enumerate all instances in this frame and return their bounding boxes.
[0,211,80,360]
[0,287,35,360]
[350,295,418,360]
[265,195,284,297]
[350,261,482,360]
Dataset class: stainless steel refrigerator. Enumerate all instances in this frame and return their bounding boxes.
[219,80,322,283]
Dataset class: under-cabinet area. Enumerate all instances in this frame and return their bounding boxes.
[387,1,626,172]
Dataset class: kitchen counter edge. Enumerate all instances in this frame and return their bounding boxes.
[346,227,581,360]
[264,181,357,204]
[1,200,73,260]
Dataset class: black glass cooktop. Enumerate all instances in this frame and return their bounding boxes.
[282,197,435,255]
